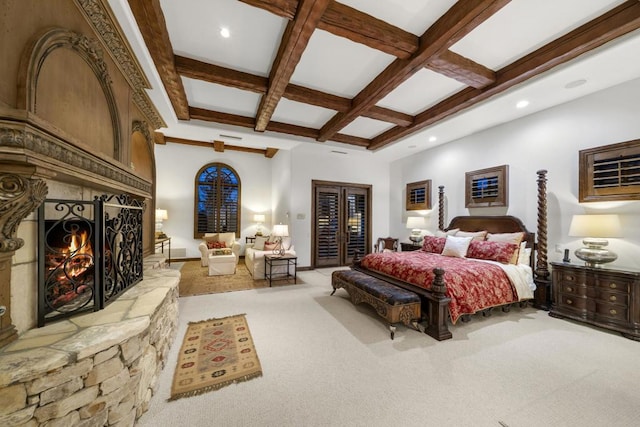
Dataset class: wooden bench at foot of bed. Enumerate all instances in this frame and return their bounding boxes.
[331,269,423,340]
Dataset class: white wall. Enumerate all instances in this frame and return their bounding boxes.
[155,143,273,258]
[289,144,391,267]
[391,77,640,267]
[155,78,640,269]
[155,141,391,266]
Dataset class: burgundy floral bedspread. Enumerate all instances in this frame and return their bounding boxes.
[360,251,517,324]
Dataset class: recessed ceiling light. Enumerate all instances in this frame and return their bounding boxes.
[565,79,587,89]
[428,136,437,142]
[516,100,529,109]
[220,27,230,38]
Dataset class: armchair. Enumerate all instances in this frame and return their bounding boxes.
[198,232,240,267]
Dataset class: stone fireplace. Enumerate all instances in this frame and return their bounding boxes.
[0,1,178,425]
[38,195,145,327]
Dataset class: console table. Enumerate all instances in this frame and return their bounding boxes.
[550,262,640,341]
[264,254,297,287]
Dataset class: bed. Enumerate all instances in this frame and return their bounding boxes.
[351,172,550,340]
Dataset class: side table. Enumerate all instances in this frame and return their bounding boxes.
[155,236,171,266]
[400,242,421,252]
[264,254,297,287]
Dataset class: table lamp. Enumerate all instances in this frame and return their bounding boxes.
[155,209,168,239]
[253,214,265,236]
[406,216,426,245]
[272,224,289,256]
[568,214,621,267]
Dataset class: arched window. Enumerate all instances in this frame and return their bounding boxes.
[194,163,241,237]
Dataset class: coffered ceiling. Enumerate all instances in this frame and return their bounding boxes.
[111,0,640,159]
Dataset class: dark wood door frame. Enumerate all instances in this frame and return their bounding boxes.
[311,180,371,268]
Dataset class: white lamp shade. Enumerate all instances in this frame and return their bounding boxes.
[155,209,168,221]
[272,224,289,237]
[569,214,621,238]
[406,216,426,229]
[253,214,265,223]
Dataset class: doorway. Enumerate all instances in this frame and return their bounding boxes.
[312,180,371,267]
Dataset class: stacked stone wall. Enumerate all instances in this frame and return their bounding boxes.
[0,267,179,426]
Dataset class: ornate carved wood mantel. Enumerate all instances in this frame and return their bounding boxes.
[0,0,164,347]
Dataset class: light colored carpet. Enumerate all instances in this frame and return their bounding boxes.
[139,268,640,427]
[177,260,299,296]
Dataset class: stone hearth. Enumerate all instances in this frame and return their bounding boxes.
[0,257,178,426]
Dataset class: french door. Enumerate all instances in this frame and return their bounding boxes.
[312,180,371,267]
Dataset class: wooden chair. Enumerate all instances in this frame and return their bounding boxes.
[375,237,399,253]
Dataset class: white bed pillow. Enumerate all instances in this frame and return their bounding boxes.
[456,230,487,241]
[518,242,532,265]
[441,236,473,258]
[253,236,268,250]
[435,228,459,238]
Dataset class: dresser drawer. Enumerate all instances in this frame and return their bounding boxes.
[558,282,587,296]
[593,302,629,322]
[595,289,629,306]
[557,271,584,286]
[558,294,587,311]
[594,277,631,293]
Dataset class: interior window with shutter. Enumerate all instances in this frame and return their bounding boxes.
[580,139,640,202]
[194,163,240,237]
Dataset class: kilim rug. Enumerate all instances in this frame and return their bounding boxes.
[170,314,262,401]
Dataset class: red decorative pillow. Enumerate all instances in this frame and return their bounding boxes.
[207,241,227,249]
[466,240,518,264]
[421,236,446,254]
[264,242,277,251]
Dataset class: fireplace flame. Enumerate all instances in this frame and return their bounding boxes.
[47,230,95,309]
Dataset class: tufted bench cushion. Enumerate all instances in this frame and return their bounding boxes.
[331,269,421,339]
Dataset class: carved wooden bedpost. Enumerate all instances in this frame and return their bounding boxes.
[424,268,452,341]
[438,185,444,230]
[534,169,551,310]
[0,172,48,348]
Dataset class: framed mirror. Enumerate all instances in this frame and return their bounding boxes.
[406,180,432,210]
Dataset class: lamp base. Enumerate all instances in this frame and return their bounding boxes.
[408,234,423,245]
[575,246,617,268]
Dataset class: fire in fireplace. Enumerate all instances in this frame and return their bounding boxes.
[38,194,144,326]
[44,220,95,312]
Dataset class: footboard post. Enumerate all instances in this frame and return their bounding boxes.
[424,268,452,341]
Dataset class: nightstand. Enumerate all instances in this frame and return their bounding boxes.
[550,262,640,341]
[400,242,421,252]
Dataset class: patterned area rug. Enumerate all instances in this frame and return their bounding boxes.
[178,260,291,296]
[170,314,262,401]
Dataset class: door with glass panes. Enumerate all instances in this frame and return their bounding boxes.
[312,181,371,267]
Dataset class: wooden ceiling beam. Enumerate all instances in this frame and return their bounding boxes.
[162,135,278,157]
[427,51,496,89]
[175,55,267,93]
[254,0,330,131]
[317,0,510,142]
[241,0,491,86]
[213,140,225,152]
[176,57,412,127]
[318,1,417,59]
[190,107,255,129]
[369,0,640,150]
[127,0,190,120]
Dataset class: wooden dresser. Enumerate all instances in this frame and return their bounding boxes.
[550,262,640,341]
